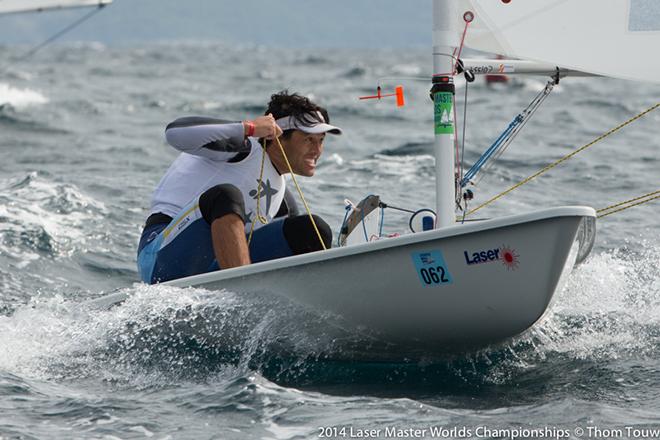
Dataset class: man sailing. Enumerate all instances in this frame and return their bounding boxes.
[137,91,342,284]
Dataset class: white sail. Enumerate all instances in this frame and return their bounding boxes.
[459,0,660,83]
[0,0,111,15]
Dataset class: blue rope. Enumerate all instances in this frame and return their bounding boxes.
[459,79,555,189]
[337,205,351,247]
[361,206,369,241]
[460,114,523,188]
[378,206,385,237]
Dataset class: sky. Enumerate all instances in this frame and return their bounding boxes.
[0,0,433,48]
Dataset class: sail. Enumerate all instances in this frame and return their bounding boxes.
[459,0,660,83]
[0,0,111,15]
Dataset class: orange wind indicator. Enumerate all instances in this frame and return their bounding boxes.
[359,85,405,107]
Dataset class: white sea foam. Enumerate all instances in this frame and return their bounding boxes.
[0,83,48,108]
[0,285,214,380]
[0,283,335,384]
[522,244,660,360]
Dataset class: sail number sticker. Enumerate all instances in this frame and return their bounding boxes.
[411,250,453,287]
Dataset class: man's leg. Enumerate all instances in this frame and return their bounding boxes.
[282,215,332,253]
[211,214,250,268]
[249,214,332,264]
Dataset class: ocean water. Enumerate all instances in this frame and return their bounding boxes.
[0,42,659,439]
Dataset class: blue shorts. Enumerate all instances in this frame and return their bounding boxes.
[137,200,293,284]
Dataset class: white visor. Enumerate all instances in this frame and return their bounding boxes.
[275,111,342,135]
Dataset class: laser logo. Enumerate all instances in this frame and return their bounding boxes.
[464,245,520,270]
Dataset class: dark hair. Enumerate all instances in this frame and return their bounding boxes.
[265,90,330,140]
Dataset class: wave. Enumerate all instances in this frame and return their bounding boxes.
[0,104,71,135]
[294,54,330,65]
[0,173,107,262]
[0,285,361,384]
[379,142,430,156]
[341,66,368,78]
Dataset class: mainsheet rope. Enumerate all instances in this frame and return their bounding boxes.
[466,102,660,216]
[597,190,660,219]
[246,143,269,246]
[247,137,327,251]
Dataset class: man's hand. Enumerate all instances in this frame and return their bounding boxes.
[245,114,283,140]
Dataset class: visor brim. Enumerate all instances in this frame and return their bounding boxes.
[297,123,343,135]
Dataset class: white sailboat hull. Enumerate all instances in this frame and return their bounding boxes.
[89,206,596,353]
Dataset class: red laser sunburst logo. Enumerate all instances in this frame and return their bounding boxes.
[499,246,520,270]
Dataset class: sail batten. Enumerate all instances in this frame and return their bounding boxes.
[0,0,111,15]
[459,0,660,84]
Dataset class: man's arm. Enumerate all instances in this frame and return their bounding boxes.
[164,115,283,162]
[165,117,250,161]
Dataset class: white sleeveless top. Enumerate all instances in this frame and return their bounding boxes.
[150,138,285,233]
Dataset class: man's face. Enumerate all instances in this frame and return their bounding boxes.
[282,131,326,177]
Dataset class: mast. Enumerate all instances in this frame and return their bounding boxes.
[431,0,458,228]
